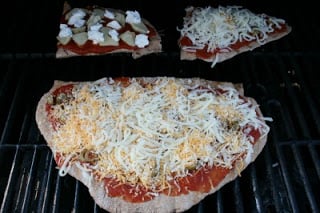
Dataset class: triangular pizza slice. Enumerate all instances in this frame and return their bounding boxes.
[178,6,291,67]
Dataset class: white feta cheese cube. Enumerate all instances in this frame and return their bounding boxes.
[135,34,149,48]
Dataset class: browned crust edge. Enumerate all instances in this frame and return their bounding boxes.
[180,25,292,64]
[56,3,162,59]
[36,77,268,213]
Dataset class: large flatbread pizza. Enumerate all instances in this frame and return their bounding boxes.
[178,6,292,67]
[36,77,271,212]
[56,2,162,59]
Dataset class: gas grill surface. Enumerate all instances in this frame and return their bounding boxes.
[1,0,320,212]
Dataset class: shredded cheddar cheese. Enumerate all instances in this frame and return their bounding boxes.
[50,77,270,191]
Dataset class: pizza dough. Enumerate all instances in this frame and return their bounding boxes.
[56,2,162,59]
[178,6,292,67]
[36,77,271,213]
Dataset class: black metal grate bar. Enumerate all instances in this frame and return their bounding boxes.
[264,80,320,212]
[287,56,320,137]
[0,55,318,212]
[249,165,262,212]
[291,145,319,212]
[233,179,244,213]
[38,152,54,213]
[73,181,81,213]
[270,122,300,212]
[216,191,223,213]
[308,143,320,179]
[20,148,37,212]
[0,147,19,213]
[52,173,62,213]
[262,144,285,212]
[0,62,17,137]
[0,1,320,207]
[0,69,26,145]
[275,57,320,211]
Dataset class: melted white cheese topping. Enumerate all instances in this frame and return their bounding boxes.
[68,9,86,28]
[51,77,270,190]
[108,29,120,42]
[104,9,115,19]
[179,6,286,53]
[135,34,149,48]
[61,6,153,49]
[107,20,122,30]
[125,10,142,24]
[88,23,104,44]
[58,24,72,38]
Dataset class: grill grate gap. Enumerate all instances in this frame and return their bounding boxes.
[0,0,319,211]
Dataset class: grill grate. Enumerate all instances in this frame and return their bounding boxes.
[1,0,320,212]
[0,54,319,213]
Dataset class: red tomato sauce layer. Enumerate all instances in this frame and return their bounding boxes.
[103,126,260,203]
[59,12,158,55]
[179,24,288,59]
[45,84,74,130]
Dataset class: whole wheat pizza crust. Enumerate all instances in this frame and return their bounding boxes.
[36,77,268,213]
[56,2,162,59]
[56,33,162,59]
[179,5,292,67]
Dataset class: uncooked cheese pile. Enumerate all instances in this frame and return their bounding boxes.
[50,77,270,190]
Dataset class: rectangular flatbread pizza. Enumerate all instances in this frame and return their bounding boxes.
[56,2,162,59]
[178,5,292,67]
[36,77,271,213]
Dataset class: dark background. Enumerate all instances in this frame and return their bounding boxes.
[1,0,319,55]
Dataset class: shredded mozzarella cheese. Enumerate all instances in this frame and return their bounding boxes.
[50,77,271,190]
[178,6,286,66]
